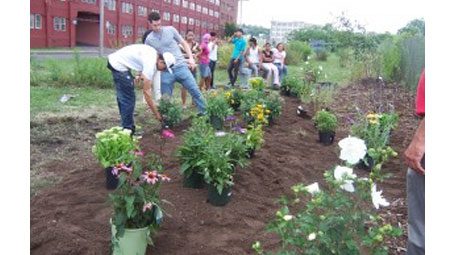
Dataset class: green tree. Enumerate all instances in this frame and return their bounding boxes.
[398,19,425,37]
[224,22,238,38]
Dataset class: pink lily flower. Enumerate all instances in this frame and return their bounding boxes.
[142,202,153,212]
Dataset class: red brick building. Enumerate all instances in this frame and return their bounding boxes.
[30,0,238,48]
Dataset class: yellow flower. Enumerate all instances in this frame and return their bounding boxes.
[265,109,271,114]
[231,100,234,104]
[369,119,379,125]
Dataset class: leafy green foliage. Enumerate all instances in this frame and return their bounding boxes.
[206,91,234,120]
[398,18,425,37]
[92,127,139,168]
[200,142,235,195]
[281,76,303,97]
[313,110,338,133]
[249,77,267,91]
[285,41,312,65]
[350,113,399,150]
[245,125,265,151]
[224,22,238,37]
[158,95,183,128]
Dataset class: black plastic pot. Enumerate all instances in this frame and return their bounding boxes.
[207,184,232,206]
[358,154,375,172]
[105,167,118,190]
[183,171,205,189]
[246,148,255,158]
[210,115,224,130]
[318,131,335,145]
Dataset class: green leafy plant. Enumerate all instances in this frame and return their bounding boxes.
[200,141,235,195]
[254,136,402,255]
[92,127,139,168]
[177,117,215,178]
[206,91,234,120]
[217,132,248,168]
[264,92,283,123]
[249,77,267,91]
[240,89,263,122]
[281,76,303,97]
[350,112,398,151]
[285,41,312,65]
[224,89,243,111]
[110,153,170,242]
[158,95,183,128]
[245,125,265,152]
[313,110,338,133]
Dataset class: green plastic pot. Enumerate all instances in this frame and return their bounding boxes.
[210,115,224,130]
[207,183,232,206]
[111,219,150,255]
[183,171,205,189]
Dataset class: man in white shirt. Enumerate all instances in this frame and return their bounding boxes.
[107,44,176,134]
[208,32,219,89]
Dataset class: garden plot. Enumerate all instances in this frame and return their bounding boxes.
[31,81,416,255]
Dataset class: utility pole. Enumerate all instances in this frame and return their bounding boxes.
[99,0,105,57]
[238,0,249,26]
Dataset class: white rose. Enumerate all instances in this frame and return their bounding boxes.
[305,182,320,195]
[283,215,294,221]
[338,136,367,165]
[334,166,357,193]
[371,184,390,209]
[307,232,317,241]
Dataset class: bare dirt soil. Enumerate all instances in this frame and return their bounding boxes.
[31,81,418,255]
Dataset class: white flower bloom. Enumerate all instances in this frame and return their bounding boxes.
[371,184,390,209]
[307,232,317,241]
[325,74,328,79]
[318,65,323,71]
[307,56,311,60]
[215,131,227,137]
[283,215,294,221]
[305,61,309,65]
[338,136,367,165]
[334,166,357,193]
[305,182,320,194]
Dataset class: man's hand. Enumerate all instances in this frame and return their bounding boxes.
[404,118,425,175]
[233,59,239,64]
[188,58,196,70]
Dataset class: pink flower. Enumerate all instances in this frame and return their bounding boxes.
[161,129,175,139]
[159,174,171,182]
[142,171,159,185]
[112,163,132,176]
[111,167,119,176]
[142,202,153,212]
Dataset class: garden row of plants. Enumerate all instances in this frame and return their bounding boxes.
[252,71,403,254]
[177,77,283,206]
[90,77,283,254]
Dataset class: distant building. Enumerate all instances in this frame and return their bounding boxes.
[30,0,238,49]
[270,20,311,44]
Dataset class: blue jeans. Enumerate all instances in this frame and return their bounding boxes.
[274,63,288,83]
[161,65,206,114]
[209,60,217,88]
[227,58,243,87]
[110,68,136,131]
[406,168,425,255]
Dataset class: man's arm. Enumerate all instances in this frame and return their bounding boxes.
[141,75,162,122]
[180,40,196,69]
[404,118,425,175]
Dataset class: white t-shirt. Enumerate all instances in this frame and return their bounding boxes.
[272,48,286,64]
[248,46,260,64]
[108,44,158,80]
[208,42,218,61]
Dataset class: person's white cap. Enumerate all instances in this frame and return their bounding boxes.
[162,52,176,74]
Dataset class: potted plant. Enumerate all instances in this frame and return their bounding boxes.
[200,143,235,206]
[249,77,266,91]
[206,92,234,130]
[177,117,215,189]
[217,132,248,168]
[281,76,301,97]
[264,92,283,125]
[92,127,139,189]
[224,89,243,111]
[244,125,265,158]
[109,154,170,255]
[157,95,183,129]
[313,109,338,145]
[249,103,271,126]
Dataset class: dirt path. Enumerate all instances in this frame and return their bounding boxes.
[31,82,416,255]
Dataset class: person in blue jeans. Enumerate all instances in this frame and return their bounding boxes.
[227,28,247,87]
[144,12,206,114]
[272,43,288,84]
[107,44,176,134]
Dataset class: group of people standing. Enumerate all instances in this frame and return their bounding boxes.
[227,28,288,89]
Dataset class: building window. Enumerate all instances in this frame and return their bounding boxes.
[163,12,171,21]
[173,0,180,6]
[173,14,179,23]
[104,0,116,10]
[81,0,96,4]
[30,14,42,29]
[164,0,171,3]
[202,7,208,14]
[181,16,187,24]
[188,18,194,25]
[209,9,213,16]
[138,6,147,16]
[196,4,201,12]
[121,2,133,14]
[182,0,188,8]
[195,19,200,26]
[53,17,66,31]
[215,0,220,5]
[138,26,146,36]
[189,2,195,10]
[214,11,219,18]
[151,9,159,14]
[106,21,116,35]
[121,25,133,37]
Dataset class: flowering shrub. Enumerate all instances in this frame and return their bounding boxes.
[253,136,402,255]
[264,92,283,122]
[92,127,139,168]
[302,60,325,85]
[351,112,399,151]
[249,77,267,91]
[224,89,243,110]
[249,104,271,125]
[245,125,265,152]
[281,75,303,97]
[206,91,234,120]
[158,95,183,128]
[110,153,170,242]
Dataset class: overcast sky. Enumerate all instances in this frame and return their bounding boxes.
[239,0,425,33]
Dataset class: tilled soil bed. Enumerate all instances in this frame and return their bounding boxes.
[31,81,417,255]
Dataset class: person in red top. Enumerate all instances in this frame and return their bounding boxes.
[404,68,425,255]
